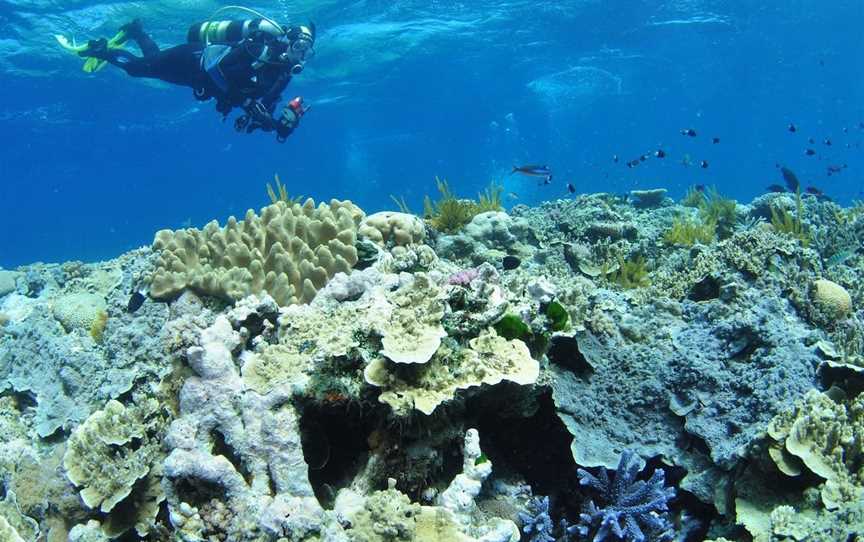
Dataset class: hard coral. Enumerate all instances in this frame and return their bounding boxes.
[150,199,363,306]
[577,450,676,542]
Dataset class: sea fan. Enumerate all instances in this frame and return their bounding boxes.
[577,450,676,542]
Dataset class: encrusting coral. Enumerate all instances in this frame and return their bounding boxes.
[149,198,363,305]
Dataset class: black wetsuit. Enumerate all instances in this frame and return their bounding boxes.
[101,30,295,140]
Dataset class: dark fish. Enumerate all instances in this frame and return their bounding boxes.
[654,149,666,158]
[843,127,848,134]
[780,166,800,192]
[823,138,832,146]
[694,184,706,192]
[805,148,816,156]
[808,137,815,144]
[613,154,619,163]
[827,164,846,176]
[127,290,146,313]
[566,183,576,194]
[512,164,552,183]
[712,137,720,144]
[502,255,521,270]
[639,154,648,162]
[788,123,797,132]
[805,186,832,201]
[627,160,639,168]
[700,160,709,168]
[766,184,786,193]
[681,128,697,137]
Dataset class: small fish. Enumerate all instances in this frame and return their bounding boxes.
[694,184,706,192]
[639,154,648,162]
[127,290,146,313]
[502,255,521,270]
[805,148,816,156]
[700,160,709,168]
[823,138,832,146]
[512,164,552,181]
[566,183,576,194]
[788,123,797,132]
[805,186,824,196]
[843,127,849,134]
[808,137,815,144]
[613,154,619,163]
[654,149,666,158]
[712,137,720,144]
[780,166,800,192]
[627,160,639,168]
[507,192,519,200]
[826,164,846,176]
[766,184,786,193]
[681,128,697,137]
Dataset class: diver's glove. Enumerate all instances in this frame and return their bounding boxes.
[276,97,309,142]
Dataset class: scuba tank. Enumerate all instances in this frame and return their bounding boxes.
[187,19,284,45]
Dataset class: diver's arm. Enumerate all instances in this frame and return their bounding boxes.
[237,97,302,142]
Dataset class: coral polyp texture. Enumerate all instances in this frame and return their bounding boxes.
[2,189,864,541]
[149,198,364,305]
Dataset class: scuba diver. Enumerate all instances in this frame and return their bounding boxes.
[60,11,314,142]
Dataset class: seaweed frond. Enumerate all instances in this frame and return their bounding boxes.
[663,216,716,246]
[423,177,501,234]
[681,186,707,208]
[476,181,504,213]
[698,187,737,239]
[266,174,304,205]
[607,254,651,289]
[390,195,413,214]
[770,188,810,247]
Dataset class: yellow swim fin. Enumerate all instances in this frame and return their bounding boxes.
[55,28,130,73]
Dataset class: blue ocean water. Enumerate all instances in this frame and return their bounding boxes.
[1,0,862,267]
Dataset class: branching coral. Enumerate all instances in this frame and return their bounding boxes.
[577,450,676,542]
[519,496,578,542]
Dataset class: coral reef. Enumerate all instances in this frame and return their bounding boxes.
[2,189,863,542]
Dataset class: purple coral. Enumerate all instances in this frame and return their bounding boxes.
[447,267,480,287]
[577,450,676,542]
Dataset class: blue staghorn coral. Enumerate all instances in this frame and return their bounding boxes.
[519,496,579,542]
[577,450,676,542]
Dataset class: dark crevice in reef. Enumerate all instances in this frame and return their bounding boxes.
[466,386,578,498]
[547,335,594,376]
[300,401,372,508]
[689,275,721,302]
[173,477,225,509]
[210,429,252,484]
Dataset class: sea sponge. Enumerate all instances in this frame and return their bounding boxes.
[52,292,107,333]
[63,398,162,514]
[359,211,426,247]
[810,279,853,320]
[150,199,364,306]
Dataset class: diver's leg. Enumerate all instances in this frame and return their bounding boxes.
[122,44,204,86]
[120,19,160,57]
